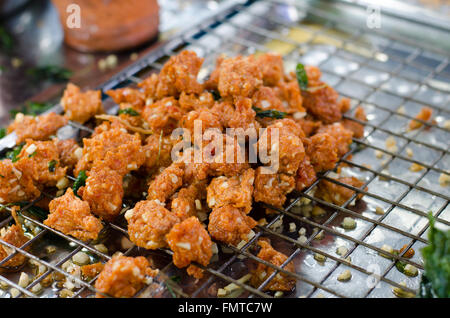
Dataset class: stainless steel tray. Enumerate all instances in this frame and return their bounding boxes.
[0,0,449,298]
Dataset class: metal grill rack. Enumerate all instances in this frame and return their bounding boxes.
[0,0,449,298]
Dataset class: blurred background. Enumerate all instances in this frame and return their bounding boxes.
[0,0,449,127]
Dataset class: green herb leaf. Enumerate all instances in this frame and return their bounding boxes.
[26,65,72,83]
[0,128,6,139]
[0,27,13,52]
[170,275,181,283]
[28,151,36,158]
[73,170,87,196]
[419,213,450,298]
[296,63,308,90]
[48,160,58,173]
[118,108,139,116]
[5,143,24,163]
[10,101,53,118]
[252,106,286,119]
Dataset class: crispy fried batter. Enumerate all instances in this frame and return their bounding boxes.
[45,188,103,241]
[208,205,257,245]
[0,159,41,204]
[166,217,212,276]
[8,112,68,143]
[95,255,157,298]
[315,176,366,206]
[81,165,124,222]
[250,239,296,291]
[61,83,103,124]
[126,200,179,249]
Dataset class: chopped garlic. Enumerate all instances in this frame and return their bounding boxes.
[342,217,356,230]
[56,177,69,190]
[25,144,37,155]
[289,222,296,232]
[298,227,306,236]
[298,235,307,244]
[405,148,413,158]
[274,291,284,298]
[72,251,90,266]
[31,283,43,294]
[312,206,326,217]
[10,288,20,298]
[60,288,74,298]
[379,244,394,258]
[314,253,327,263]
[409,163,424,172]
[403,264,418,277]
[392,282,415,298]
[337,270,352,282]
[18,272,30,288]
[375,206,385,215]
[375,150,384,159]
[94,244,108,254]
[217,288,228,297]
[336,246,348,257]
[176,242,191,250]
[385,136,398,153]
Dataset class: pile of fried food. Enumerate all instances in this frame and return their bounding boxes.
[0,50,372,297]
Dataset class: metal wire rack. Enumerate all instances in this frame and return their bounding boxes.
[0,0,449,298]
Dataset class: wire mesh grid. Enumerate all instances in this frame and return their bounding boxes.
[0,0,449,298]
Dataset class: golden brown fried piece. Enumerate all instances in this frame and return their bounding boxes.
[258,119,305,175]
[295,156,317,192]
[250,239,296,292]
[166,216,212,278]
[45,188,103,241]
[8,112,68,144]
[81,165,124,222]
[147,162,185,203]
[253,167,295,210]
[0,224,29,269]
[95,255,158,298]
[315,176,366,206]
[206,168,255,214]
[409,106,433,131]
[171,181,207,220]
[74,124,145,177]
[125,200,179,250]
[142,97,184,135]
[81,262,104,280]
[317,122,353,157]
[304,133,338,172]
[106,87,146,111]
[0,159,41,204]
[301,66,343,124]
[208,205,257,245]
[14,139,67,187]
[153,50,204,99]
[217,55,263,98]
[61,83,103,124]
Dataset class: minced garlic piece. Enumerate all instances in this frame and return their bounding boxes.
[336,246,348,257]
[379,244,394,258]
[409,163,424,172]
[312,206,326,217]
[385,136,398,153]
[405,148,413,158]
[342,217,356,230]
[337,270,352,282]
[438,173,449,187]
[375,206,385,215]
[314,253,327,263]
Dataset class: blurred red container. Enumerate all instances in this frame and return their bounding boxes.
[52,0,159,52]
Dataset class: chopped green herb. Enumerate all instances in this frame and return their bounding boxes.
[296,63,308,90]
[28,151,36,158]
[419,213,450,298]
[170,275,181,283]
[26,65,72,83]
[73,170,87,196]
[5,143,24,163]
[252,106,286,119]
[10,101,53,118]
[0,128,6,139]
[0,27,13,52]
[118,108,139,116]
[48,160,58,173]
